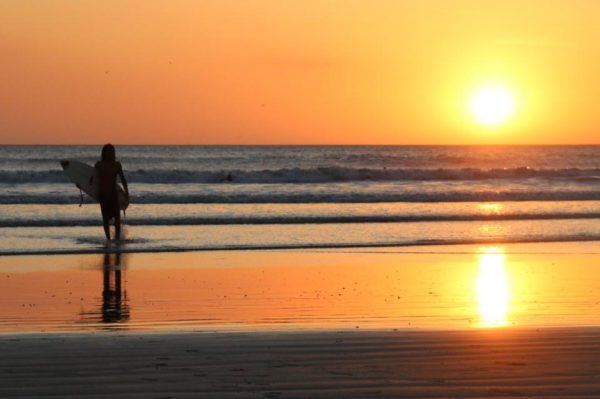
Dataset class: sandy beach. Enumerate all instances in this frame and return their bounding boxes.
[2,328,600,398]
[0,243,599,397]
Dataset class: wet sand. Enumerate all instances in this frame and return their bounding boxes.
[1,243,600,397]
[1,328,600,398]
[1,243,600,332]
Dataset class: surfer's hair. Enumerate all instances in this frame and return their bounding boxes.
[101,144,116,161]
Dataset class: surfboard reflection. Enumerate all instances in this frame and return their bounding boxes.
[80,252,130,327]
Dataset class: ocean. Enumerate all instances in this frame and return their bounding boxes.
[0,145,599,255]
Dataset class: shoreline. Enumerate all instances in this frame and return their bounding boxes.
[2,327,599,398]
[1,236,600,257]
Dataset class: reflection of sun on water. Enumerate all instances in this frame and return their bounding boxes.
[478,203,503,214]
[477,247,509,327]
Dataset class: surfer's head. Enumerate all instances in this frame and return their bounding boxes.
[101,144,116,162]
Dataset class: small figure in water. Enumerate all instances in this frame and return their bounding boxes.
[95,144,129,241]
[219,172,233,182]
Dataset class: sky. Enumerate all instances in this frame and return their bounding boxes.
[1,0,599,145]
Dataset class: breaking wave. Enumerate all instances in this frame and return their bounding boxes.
[2,166,600,184]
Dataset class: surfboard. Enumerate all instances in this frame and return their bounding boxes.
[60,160,129,211]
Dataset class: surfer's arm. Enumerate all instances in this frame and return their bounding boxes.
[117,162,129,196]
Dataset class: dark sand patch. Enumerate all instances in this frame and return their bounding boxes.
[1,328,599,398]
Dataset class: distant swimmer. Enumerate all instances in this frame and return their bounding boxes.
[220,172,233,182]
[94,144,129,241]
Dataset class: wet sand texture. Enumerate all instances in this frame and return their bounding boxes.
[1,328,599,398]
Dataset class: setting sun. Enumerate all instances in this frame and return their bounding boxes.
[470,86,516,127]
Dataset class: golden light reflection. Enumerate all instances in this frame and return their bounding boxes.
[478,203,503,214]
[3,248,600,332]
[477,247,510,327]
[477,224,505,235]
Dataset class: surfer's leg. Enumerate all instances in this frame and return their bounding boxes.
[100,202,111,240]
[102,215,111,240]
[114,207,121,240]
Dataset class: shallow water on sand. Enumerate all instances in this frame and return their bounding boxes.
[0,242,599,333]
[1,209,600,255]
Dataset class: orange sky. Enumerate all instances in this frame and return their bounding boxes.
[1,1,599,144]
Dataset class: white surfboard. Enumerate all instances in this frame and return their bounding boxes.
[60,160,129,211]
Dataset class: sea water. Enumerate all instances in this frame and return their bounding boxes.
[0,145,599,254]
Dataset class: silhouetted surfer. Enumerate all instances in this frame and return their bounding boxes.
[94,144,129,240]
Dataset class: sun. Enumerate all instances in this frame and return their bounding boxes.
[469,85,515,126]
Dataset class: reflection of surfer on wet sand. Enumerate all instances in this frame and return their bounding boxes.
[78,251,130,326]
[100,251,129,324]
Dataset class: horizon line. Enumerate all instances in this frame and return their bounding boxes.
[1,143,600,147]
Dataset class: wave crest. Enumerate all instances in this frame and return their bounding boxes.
[1,166,600,184]
[1,190,599,204]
